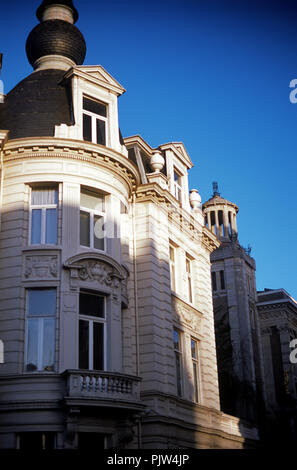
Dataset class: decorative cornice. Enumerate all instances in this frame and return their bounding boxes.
[3,137,140,194]
[202,226,221,253]
[135,183,202,241]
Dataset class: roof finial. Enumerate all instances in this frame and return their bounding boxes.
[212,181,220,197]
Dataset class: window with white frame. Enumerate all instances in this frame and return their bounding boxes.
[173,328,183,397]
[25,289,56,372]
[79,290,106,370]
[169,244,176,292]
[30,186,58,245]
[83,96,107,146]
[80,187,105,251]
[173,168,183,204]
[186,255,193,303]
[191,338,200,403]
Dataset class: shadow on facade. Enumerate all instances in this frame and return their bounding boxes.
[0,201,260,449]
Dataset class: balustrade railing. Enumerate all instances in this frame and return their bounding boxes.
[65,370,141,402]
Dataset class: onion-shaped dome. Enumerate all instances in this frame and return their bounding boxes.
[26,19,86,67]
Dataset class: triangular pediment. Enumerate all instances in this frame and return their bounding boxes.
[66,65,126,96]
[159,142,193,168]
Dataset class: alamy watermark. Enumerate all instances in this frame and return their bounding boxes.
[289,79,297,103]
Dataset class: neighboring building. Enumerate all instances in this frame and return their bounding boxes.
[257,288,297,443]
[202,184,266,425]
[0,1,259,449]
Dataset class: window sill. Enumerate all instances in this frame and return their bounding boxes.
[22,246,62,252]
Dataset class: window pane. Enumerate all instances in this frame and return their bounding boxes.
[211,271,217,291]
[191,339,197,359]
[45,208,57,244]
[193,362,199,402]
[175,352,182,397]
[81,189,104,212]
[188,278,193,303]
[94,215,105,250]
[173,329,180,350]
[26,319,39,372]
[80,210,90,246]
[28,289,56,316]
[220,270,225,290]
[83,113,92,142]
[42,319,55,372]
[186,258,191,274]
[31,209,42,244]
[79,320,89,369]
[83,97,107,117]
[93,322,104,370]
[96,119,106,146]
[31,188,57,205]
[169,246,175,262]
[79,292,105,318]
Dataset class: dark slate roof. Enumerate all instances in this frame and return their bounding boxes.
[26,20,86,67]
[36,0,79,23]
[0,69,74,140]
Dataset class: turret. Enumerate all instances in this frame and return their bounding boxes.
[203,182,238,240]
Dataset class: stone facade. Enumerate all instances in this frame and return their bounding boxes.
[0,1,259,449]
[202,186,266,425]
[257,289,297,443]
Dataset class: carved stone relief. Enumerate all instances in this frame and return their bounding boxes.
[64,257,128,308]
[24,255,59,280]
[172,296,202,332]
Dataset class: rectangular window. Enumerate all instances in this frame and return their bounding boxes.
[30,187,58,245]
[186,255,193,303]
[169,245,176,292]
[83,96,107,146]
[173,328,182,397]
[191,338,200,403]
[211,271,217,291]
[79,290,106,370]
[25,289,56,372]
[173,169,183,204]
[220,270,225,290]
[80,187,105,251]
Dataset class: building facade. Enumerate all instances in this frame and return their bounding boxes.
[202,184,266,425]
[0,1,259,449]
[257,288,297,443]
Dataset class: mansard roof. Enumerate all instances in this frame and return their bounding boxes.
[0,69,73,140]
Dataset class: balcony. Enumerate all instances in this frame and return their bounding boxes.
[64,370,144,411]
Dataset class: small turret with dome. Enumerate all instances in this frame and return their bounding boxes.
[203,182,239,240]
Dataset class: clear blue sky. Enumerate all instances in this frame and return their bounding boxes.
[1,0,296,299]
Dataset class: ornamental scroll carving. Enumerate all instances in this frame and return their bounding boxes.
[64,254,128,307]
[24,255,58,279]
[172,296,202,332]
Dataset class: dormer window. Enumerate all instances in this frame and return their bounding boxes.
[83,96,107,146]
[173,168,183,204]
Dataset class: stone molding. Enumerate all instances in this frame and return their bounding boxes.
[64,252,129,306]
[3,138,140,195]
